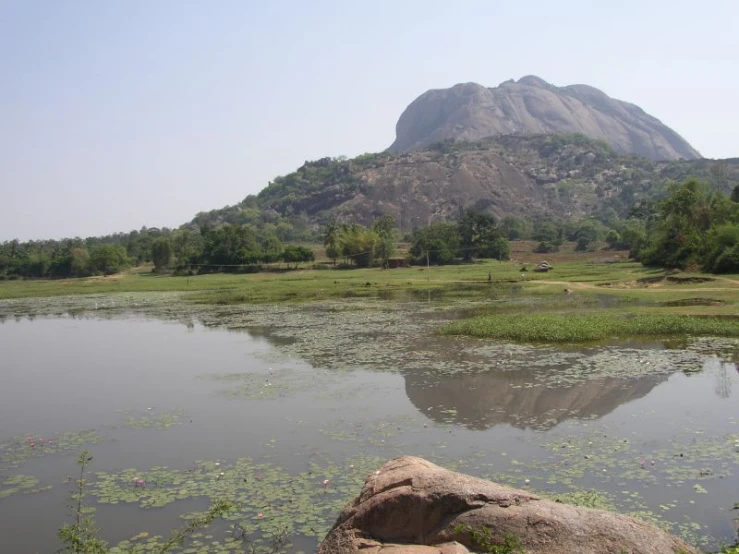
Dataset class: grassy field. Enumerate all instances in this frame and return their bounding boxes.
[3,245,739,343]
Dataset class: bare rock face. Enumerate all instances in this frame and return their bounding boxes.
[388,77,700,161]
[318,456,699,554]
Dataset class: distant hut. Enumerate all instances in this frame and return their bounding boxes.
[533,261,553,272]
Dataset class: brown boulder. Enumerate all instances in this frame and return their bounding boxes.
[318,456,699,554]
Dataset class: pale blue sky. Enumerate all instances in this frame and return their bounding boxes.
[1,0,738,240]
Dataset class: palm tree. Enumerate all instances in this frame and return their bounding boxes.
[323,219,340,265]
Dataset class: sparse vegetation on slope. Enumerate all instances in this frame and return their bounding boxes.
[192,135,739,234]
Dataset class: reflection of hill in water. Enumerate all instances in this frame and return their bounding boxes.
[404,369,666,431]
[230,313,669,430]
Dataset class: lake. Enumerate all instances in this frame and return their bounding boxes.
[1,294,738,553]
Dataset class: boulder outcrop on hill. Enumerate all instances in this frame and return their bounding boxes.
[389,77,701,161]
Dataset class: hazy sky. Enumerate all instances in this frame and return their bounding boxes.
[2,0,738,241]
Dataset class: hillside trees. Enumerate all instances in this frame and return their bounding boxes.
[408,211,509,264]
[457,211,510,261]
[317,216,398,268]
[200,225,266,268]
[500,216,530,240]
[639,179,739,272]
[409,223,461,264]
[532,218,564,253]
[572,219,606,252]
[639,180,716,268]
[338,224,379,268]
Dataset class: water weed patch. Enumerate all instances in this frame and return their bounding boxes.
[442,313,739,343]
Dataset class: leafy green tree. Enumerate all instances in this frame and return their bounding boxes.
[574,220,603,251]
[69,248,91,277]
[372,215,397,266]
[500,216,529,240]
[640,180,714,268]
[534,241,558,254]
[281,245,315,268]
[201,225,261,269]
[258,229,283,263]
[532,219,564,248]
[605,230,621,249]
[274,222,295,241]
[457,210,510,261]
[171,230,203,270]
[151,237,173,271]
[20,253,52,278]
[599,207,621,229]
[617,219,647,256]
[323,219,341,265]
[410,223,461,265]
[339,223,379,267]
[628,200,659,223]
[88,245,130,275]
[704,224,739,273]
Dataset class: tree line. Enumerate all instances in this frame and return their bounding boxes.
[407,211,510,264]
[0,210,516,279]
[0,225,315,279]
[634,180,739,273]
[11,181,732,281]
[319,211,511,268]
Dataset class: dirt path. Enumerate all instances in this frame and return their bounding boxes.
[713,276,739,286]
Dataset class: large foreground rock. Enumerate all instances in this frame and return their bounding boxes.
[318,456,699,554]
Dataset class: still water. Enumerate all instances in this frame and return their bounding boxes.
[0,302,738,553]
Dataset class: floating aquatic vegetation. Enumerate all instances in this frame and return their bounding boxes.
[200,367,343,400]
[0,474,51,499]
[319,414,426,448]
[114,408,190,429]
[89,455,383,547]
[476,418,739,549]
[0,429,106,471]
[545,488,616,510]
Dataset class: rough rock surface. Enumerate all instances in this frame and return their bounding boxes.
[318,456,699,554]
[388,76,700,161]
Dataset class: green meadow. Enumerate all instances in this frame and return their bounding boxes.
[4,248,739,344]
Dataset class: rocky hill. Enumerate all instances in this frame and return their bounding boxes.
[388,76,701,161]
[192,134,738,234]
